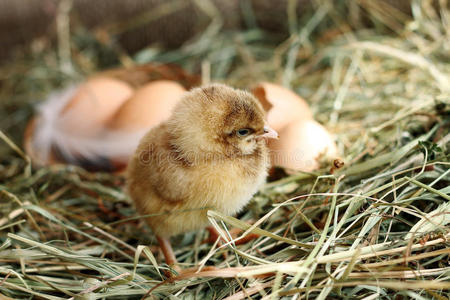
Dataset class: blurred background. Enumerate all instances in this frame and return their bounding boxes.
[0,0,419,145]
[1,0,412,63]
[0,0,448,169]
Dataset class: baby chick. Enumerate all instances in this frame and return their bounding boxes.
[127,83,278,267]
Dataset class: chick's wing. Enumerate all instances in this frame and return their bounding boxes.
[128,123,194,205]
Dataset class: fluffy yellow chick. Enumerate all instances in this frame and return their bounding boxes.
[127,83,278,266]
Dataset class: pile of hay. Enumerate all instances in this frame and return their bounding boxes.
[0,1,448,299]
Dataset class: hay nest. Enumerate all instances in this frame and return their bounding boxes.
[0,1,449,299]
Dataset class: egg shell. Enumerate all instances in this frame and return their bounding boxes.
[268,119,337,172]
[60,76,134,136]
[24,117,55,165]
[108,80,186,131]
[252,82,313,132]
[23,117,38,160]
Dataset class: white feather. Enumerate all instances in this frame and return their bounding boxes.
[30,85,149,167]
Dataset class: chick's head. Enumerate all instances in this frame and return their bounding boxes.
[167,84,276,159]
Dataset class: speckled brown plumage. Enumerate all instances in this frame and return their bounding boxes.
[126,83,277,266]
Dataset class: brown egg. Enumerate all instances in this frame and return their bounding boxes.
[269,119,337,172]
[252,82,313,131]
[60,76,134,136]
[108,80,186,131]
[23,63,199,172]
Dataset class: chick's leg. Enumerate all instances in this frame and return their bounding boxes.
[156,235,177,266]
[205,226,259,246]
[205,226,223,245]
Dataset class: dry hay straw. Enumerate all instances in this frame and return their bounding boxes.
[0,0,449,299]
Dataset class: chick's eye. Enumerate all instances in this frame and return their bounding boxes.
[236,128,251,137]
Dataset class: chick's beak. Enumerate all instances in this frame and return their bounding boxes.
[260,125,279,139]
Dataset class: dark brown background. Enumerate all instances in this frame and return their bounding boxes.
[0,0,413,64]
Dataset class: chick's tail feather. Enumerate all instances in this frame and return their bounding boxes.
[27,86,147,172]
